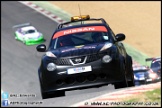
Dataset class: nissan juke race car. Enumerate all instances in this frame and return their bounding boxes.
[36,15,135,99]
[13,23,45,45]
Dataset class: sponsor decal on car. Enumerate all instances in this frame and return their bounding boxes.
[61,45,96,53]
[53,26,107,39]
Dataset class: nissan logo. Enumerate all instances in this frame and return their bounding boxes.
[75,58,82,63]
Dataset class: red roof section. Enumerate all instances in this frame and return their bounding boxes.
[53,26,108,39]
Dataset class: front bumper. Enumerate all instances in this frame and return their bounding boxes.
[25,36,45,45]
[40,58,124,92]
[134,77,159,85]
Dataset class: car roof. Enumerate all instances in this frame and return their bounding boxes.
[21,26,36,31]
[52,16,110,39]
[52,23,108,39]
[56,23,107,32]
[56,16,109,31]
[152,58,161,63]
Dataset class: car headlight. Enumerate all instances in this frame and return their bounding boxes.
[102,55,112,63]
[134,75,138,80]
[100,43,113,52]
[47,63,56,71]
[46,51,56,58]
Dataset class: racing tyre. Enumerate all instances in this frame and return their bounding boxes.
[114,77,128,89]
[127,68,135,87]
[126,55,135,87]
[114,60,128,89]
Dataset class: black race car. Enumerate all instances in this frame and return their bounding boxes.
[146,57,161,80]
[36,15,135,99]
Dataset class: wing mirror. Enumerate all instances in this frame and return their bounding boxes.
[115,33,125,42]
[36,44,46,52]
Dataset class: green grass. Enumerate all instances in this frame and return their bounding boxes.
[144,88,161,102]
[116,88,161,107]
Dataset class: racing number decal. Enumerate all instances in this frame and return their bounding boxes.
[53,26,108,39]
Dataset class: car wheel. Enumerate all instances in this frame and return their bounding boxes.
[127,70,135,87]
[114,60,128,89]
[127,56,135,87]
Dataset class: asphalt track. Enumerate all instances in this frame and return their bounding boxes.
[1,1,136,107]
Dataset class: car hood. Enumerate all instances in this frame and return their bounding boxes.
[134,72,146,78]
[50,42,111,58]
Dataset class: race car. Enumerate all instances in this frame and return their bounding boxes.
[36,15,135,99]
[133,65,159,85]
[13,23,45,45]
[146,57,161,80]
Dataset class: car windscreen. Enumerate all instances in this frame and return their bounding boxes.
[133,69,148,73]
[151,61,161,68]
[25,29,36,34]
[53,31,109,49]
[151,61,161,72]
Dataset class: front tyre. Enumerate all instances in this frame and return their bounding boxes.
[126,55,135,87]
[114,60,128,89]
[127,69,135,87]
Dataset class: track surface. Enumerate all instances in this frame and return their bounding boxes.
[1,1,136,107]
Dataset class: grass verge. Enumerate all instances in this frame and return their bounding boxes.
[115,87,161,107]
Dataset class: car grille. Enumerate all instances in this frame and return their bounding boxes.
[53,58,71,65]
[70,56,86,64]
[86,53,105,63]
[53,53,106,65]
